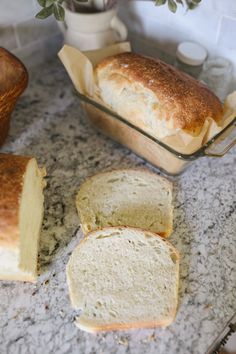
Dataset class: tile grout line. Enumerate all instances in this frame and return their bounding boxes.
[13,24,21,50]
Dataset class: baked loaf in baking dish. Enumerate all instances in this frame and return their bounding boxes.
[95,52,223,138]
[0,153,46,282]
[67,227,179,333]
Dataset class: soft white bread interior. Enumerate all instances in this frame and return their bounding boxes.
[76,169,173,237]
[67,227,179,333]
[0,153,46,282]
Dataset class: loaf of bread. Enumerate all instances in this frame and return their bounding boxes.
[0,153,46,282]
[76,169,173,237]
[67,227,179,333]
[95,52,223,139]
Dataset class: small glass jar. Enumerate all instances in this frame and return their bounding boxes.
[174,41,207,79]
[199,57,233,102]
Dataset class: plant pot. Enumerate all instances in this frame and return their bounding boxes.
[57,5,127,51]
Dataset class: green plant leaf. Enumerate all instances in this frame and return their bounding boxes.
[53,3,65,21]
[35,4,54,19]
[187,2,197,9]
[176,0,183,4]
[37,0,60,9]
[188,4,195,9]
[37,0,47,7]
[186,0,201,9]
[168,0,177,12]
[46,0,56,6]
[155,0,167,6]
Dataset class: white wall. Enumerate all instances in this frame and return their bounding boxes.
[0,0,61,67]
[1,0,235,82]
[118,0,236,87]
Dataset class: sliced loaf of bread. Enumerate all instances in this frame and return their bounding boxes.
[66,227,179,333]
[76,169,173,237]
[0,153,46,282]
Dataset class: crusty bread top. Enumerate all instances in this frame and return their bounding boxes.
[95,52,223,135]
[0,153,31,248]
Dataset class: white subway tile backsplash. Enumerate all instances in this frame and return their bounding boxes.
[167,2,220,44]
[213,0,236,18]
[118,1,172,37]
[0,0,36,25]
[33,0,42,12]
[0,0,60,67]
[118,3,145,34]
[129,32,174,64]
[141,16,191,55]
[0,25,18,50]
[12,33,63,69]
[118,0,236,86]
[126,1,220,44]
[0,0,235,84]
[128,0,171,22]
[16,17,58,47]
[218,16,236,50]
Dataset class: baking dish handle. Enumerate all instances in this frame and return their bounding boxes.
[204,118,236,157]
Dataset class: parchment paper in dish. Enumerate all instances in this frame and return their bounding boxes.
[58,43,236,154]
[58,42,131,97]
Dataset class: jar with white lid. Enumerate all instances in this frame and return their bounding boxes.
[199,57,233,102]
[174,41,207,79]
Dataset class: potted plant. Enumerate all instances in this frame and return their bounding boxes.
[36,0,127,50]
[35,0,201,50]
[36,0,202,21]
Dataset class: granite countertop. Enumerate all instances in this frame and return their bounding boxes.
[0,57,236,354]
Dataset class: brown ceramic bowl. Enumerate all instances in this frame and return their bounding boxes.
[0,48,28,146]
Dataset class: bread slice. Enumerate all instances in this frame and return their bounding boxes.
[76,169,173,237]
[67,227,179,333]
[0,153,46,282]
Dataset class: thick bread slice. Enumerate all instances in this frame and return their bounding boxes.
[67,227,179,333]
[76,169,173,237]
[0,153,46,282]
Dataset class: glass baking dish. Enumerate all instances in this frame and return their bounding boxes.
[76,91,236,175]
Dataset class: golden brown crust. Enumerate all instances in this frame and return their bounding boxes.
[96,52,223,134]
[0,272,36,283]
[76,317,175,333]
[81,224,168,238]
[0,153,31,248]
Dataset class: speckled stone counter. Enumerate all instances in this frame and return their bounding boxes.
[0,58,235,354]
